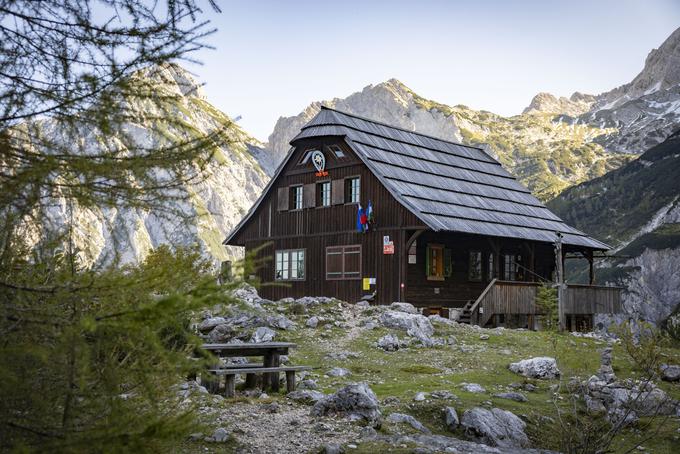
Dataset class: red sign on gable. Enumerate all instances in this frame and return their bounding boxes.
[383,243,394,255]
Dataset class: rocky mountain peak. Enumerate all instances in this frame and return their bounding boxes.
[522,91,595,116]
[594,26,680,111]
[266,78,463,155]
[133,62,207,99]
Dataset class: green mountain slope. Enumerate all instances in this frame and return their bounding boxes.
[548,130,680,247]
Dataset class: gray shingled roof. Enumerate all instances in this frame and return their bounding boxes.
[288,107,609,250]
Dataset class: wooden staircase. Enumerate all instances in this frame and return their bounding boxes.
[458,300,475,325]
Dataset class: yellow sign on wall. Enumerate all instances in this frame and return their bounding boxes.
[362,278,370,291]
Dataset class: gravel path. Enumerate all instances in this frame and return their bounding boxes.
[216,400,361,453]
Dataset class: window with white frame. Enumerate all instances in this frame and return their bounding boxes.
[318,181,331,207]
[346,177,360,204]
[291,186,303,210]
[275,249,305,280]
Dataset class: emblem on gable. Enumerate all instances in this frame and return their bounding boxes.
[312,150,328,176]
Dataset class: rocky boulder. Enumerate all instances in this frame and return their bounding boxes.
[306,316,320,328]
[251,326,276,343]
[265,314,294,330]
[387,412,431,433]
[389,302,418,314]
[287,389,326,404]
[462,383,486,394]
[379,311,435,344]
[660,364,680,382]
[509,357,560,379]
[444,407,459,431]
[311,383,382,427]
[197,317,227,332]
[377,333,402,351]
[327,367,351,377]
[493,392,528,403]
[461,407,530,448]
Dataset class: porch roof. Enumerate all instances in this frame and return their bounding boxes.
[290,107,609,250]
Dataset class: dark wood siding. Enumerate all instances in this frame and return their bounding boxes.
[232,137,425,304]
[405,231,555,308]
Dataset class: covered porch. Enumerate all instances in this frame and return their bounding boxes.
[397,229,622,330]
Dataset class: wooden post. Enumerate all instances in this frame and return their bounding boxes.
[285,370,296,393]
[245,373,257,389]
[270,353,280,392]
[203,372,219,394]
[587,250,594,285]
[555,233,566,332]
[263,352,274,390]
[224,374,236,398]
[399,229,405,301]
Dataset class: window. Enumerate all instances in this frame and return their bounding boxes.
[488,253,495,280]
[426,244,451,281]
[298,149,317,165]
[275,249,305,280]
[329,144,346,159]
[291,185,303,210]
[408,240,417,264]
[502,254,522,281]
[345,177,360,204]
[468,251,482,281]
[318,181,331,207]
[326,245,361,280]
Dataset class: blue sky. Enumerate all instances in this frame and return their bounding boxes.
[186,0,680,141]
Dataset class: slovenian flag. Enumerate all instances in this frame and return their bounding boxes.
[356,204,364,232]
[367,200,374,229]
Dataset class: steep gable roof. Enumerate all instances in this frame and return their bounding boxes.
[226,106,609,250]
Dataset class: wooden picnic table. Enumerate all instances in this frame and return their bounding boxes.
[201,342,298,393]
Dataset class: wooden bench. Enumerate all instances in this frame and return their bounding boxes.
[206,365,312,397]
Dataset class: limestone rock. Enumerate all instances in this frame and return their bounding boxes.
[198,317,227,332]
[461,407,530,448]
[251,326,275,343]
[462,383,486,394]
[509,357,560,379]
[211,427,230,443]
[444,407,459,431]
[430,390,456,400]
[306,316,320,328]
[389,302,418,314]
[660,364,680,382]
[266,314,294,330]
[287,389,326,404]
[493,392,528,403]
[387,412,431,433]
[377,333,402,351]
[311,383,382,427]
[297,379,319,390]
[327,367,351,377]
[379,311,434,344]
[414,392,427,401]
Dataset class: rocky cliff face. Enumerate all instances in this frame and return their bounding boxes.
[18,64,272,267]
[572,27,680,153]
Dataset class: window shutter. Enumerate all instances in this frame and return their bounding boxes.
[425,246,431,277]
[331,179,344,205]
[303,183,315,208]
[444,248,452,277]
[277,187,288,211]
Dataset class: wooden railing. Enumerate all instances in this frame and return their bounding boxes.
[563,284,622,314]
[468,280,622,327]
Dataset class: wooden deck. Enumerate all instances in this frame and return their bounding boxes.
[468,279,622,327]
